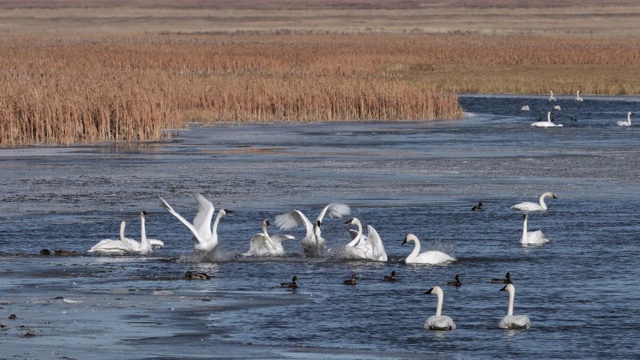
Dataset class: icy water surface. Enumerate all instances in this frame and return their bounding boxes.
[1,95,639,359]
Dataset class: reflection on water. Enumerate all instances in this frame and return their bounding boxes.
[0,95,639,359]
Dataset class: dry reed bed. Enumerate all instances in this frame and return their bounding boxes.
[2,34,640,147]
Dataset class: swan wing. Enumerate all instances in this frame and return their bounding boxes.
[366,225,387,262]
[245,233,272,256]
[316,203,350,222]
[192,193,215,237]
[159,196,207,244]
[270,234,295,243]
[148,238,165,248]
[88,239,130,253]
[275,210,311,230]
[511,202,542,212]
[523,230,549,245]
[426,315,456,331]
[500,315,531,329]
[416,251,455,265]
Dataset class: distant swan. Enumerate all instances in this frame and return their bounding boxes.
[548,91,556,101]
[499,283,531,329]
[402,234,455,265]
[88,220,133,254]
[617,111,633,127]
[275,203,350,257]
[576,90,583,102]
[553,105,561,111]
[521,214,550,246]
[424,286,456,331]
[159,194,231,253]
[342,217,387,262]
[531,111,563,127]
[243,220,295,257]
[521,105,530,111]
[511,192,557,213]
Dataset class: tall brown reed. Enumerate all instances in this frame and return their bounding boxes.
[3,34,639,147]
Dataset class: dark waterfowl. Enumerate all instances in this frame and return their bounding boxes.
[343,274,357,286]
[185,271,210,280]
[471,202,483,211]
[40,249,52,255]
[54,250,78,256]
[280,276,298,288]
[383,271,397,282]
[447,274,462,287]
[491,272,512,284]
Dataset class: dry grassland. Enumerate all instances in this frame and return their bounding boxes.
[1,0,639,146]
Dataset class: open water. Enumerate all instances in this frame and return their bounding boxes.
[0,94,639,359]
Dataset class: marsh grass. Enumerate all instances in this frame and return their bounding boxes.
[1,34,639,147]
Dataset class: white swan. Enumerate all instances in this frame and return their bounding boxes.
[119,212,164,251]
[342,217,387,262]
[88,220,131,254]
[617,111,633,127]
[120,211,152,254]
[531,111,562,128]
[521,105,530,111]
[159,194,231,253]
[548,90,556,101]
[402,234,455,265]
[274,203,350,257]
[243,220,295,257]
[553,105,561,111]
[499,283,531,329]
[520,214,549,246]
[511,192,557,213]
[424,286,456,331]
[576,90,583,102]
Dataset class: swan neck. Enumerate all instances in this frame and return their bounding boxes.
[140,215,149,251]
[539,194,548,210]
[408,238,421,262]
[436,291,444,317]
[262,223,269,238]
[346,222,363,247]
[119,221,126,241]
[547,112,552,122]
[522,215,528,243]
[212,211,223,236]
[507,287,515,316]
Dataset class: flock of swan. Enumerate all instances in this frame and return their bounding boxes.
[523,90,633,128]
[85,191,558,331]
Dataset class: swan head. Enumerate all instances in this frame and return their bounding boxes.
[425,285,443,295]
[542,192,557,200]
[343,218,360,226]
[263,219,270,227]
[141,210,147,217]
[402,233,418,246]
[220,209,232,216]
[500,283,515,293]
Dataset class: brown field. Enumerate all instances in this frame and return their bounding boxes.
[1,0,639,147]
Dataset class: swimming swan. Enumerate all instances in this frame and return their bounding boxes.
[576,90,583,102]
[88,220,133,254]
[521,105,530,111]
[424,286,456,331]
[159,194,231,253]
[548,90,556,101]
[243,220,295,257]
[499,283,531,329]
[402,234,455,265]
[531,111,563,127]
[511,192,557,213]
[342,217,387,262]
[521,214,549,246]
[274,203,350,257]
[120,211,152,254]
[617,111,633,127]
